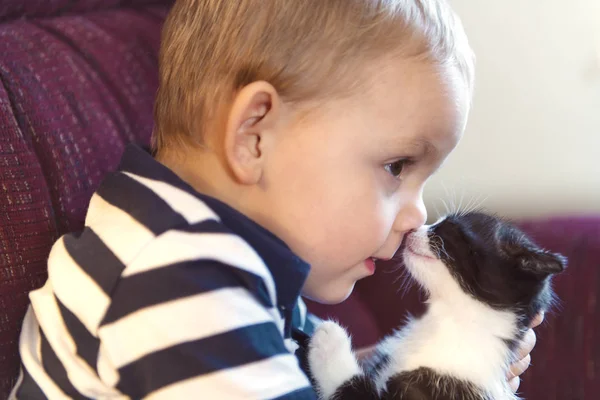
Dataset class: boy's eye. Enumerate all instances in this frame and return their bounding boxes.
[384,160,408,178]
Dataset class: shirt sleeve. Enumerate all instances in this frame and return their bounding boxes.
[97,230,317,399]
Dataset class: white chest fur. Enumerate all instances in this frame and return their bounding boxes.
[376,295,519,400]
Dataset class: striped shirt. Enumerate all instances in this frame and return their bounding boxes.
[11,145,318,399]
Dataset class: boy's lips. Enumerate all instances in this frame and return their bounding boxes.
[364,258,376,275]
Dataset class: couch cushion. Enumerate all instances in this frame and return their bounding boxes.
[0,4,170,395]
[0,0,173,21]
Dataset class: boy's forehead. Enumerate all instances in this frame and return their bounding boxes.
[373,61,468,117]
[366,59,469,149]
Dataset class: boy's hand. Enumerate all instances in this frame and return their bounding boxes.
[355,344,376,361]
[507,312,544,392]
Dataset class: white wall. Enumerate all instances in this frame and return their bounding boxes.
[424,0,600,219]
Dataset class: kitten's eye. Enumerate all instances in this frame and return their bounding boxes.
[384,160,408,178]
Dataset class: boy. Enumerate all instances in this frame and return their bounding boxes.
[12,0,539,398]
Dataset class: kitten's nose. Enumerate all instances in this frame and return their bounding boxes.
[403,229,437,259]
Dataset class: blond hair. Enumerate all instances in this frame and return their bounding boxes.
[153,0,474,153]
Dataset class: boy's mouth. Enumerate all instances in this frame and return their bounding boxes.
[364,258,376,275]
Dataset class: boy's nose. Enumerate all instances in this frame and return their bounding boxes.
[393,196,427,234]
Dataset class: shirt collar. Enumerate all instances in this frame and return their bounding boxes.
[117,144,310,310]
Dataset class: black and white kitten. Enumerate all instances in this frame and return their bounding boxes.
[307,212,566,400]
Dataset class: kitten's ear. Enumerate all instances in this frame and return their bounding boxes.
[519,250,567,277]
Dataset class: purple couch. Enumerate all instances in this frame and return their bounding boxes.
[0,1,597,398]
[0,1,171,396]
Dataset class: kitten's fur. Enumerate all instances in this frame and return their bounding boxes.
[308,212,566,400]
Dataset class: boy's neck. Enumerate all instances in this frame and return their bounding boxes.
[157,144,249,213]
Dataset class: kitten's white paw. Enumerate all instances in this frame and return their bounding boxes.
[308,321,361,399]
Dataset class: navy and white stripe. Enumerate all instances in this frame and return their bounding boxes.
[11,145,317,399]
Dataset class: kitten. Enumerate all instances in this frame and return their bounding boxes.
[307,212,566,400]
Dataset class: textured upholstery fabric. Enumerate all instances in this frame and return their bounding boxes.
[0,3,170,395]
[0,2,597,399]
[0,0,172,21]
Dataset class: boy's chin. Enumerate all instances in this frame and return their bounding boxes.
[303,282,356,305]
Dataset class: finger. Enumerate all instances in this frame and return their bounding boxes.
[355,345,376,361]
[507,354,531,380]
[509,377,520,393]
[515,329,537,360]
[530,312,545,328]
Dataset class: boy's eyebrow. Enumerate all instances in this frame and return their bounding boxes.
[406,138,436,156]
[384,136,438,157]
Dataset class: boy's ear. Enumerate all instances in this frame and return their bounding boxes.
[223,81,279,185]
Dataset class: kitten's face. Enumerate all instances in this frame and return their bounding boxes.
[403,212,565,321]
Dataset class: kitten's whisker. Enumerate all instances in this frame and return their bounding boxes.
[394,267,415,298]
[450,186,458,215]
[457,188,466,217]
[441,182,452,215]
[432,202,441,221]
[432,234,452,260]
[461,195,473,216]
[462,195,475,216]
[431,244,444,259]
[442,180,449,199]
[469,193,489,214]
[441,198,450,216]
